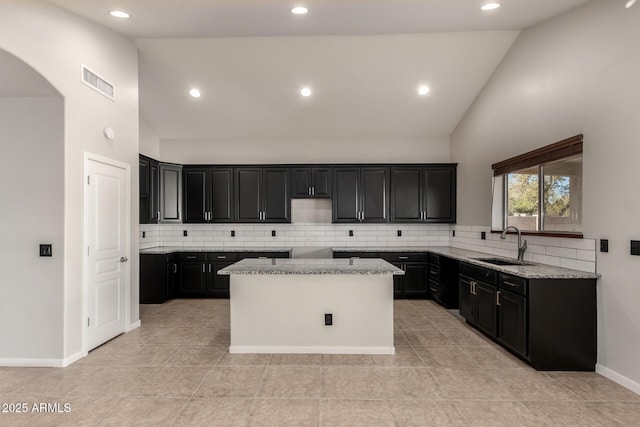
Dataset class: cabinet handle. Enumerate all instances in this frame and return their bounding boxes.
[209,264,212,273]
[398,256,409,260]
[312,186,315,195]
[173,264,177,273]
[157,211,160,220]
[470,280,477,295]
[503,281,519,288]
[203,211,207,220]
[258,257,268,259]
[430,270,438,276]
[202,264,205,273]
[308,186,312,196]
[186,256,196,259]
[217,256,227,259]
[496,290,501,306]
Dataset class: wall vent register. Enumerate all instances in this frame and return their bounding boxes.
[81,65,115,100]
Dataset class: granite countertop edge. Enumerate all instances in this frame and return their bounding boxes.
[140,246,293,254]
[332,246,600,280]
[218,259,404,276]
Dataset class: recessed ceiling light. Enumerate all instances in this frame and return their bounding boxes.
[109,10,130,18]
[481,3,501,11]
[189,88,201,98]
[626,0,637,8]
[291,6,308,15]
[300,87,312,97]
[418,85,431,96]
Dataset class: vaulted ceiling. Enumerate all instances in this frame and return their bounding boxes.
[44,0,593,140]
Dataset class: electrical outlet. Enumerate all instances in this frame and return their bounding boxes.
[600,239,609,253]
[324,313,333,326]
[142,231,146,238]
[631,240,640,256]
[452,230,456,237]
[349,230,353,237]
[39,244,52,257]
[481,232,486,240]
[272,230,276,237]
[231,230,235,237]
[397,230,402,237]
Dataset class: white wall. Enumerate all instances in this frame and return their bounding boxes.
[0,97,64,360]
[160,136,450,164]
[0,0,139,364]
[140,116,160,159]
[451,0,640,391]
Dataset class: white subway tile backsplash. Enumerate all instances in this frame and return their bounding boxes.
[545,246,577,259]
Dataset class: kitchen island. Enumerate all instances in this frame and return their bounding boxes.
[218,258,404,355]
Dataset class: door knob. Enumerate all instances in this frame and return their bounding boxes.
[120,256,128,262]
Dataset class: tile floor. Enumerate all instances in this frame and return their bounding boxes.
[1,299,639,426]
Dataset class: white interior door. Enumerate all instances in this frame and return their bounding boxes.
[86,157,128,351]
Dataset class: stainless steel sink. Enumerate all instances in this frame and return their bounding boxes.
[473,257,534,266]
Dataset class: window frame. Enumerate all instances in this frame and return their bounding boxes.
[491,134,584,238]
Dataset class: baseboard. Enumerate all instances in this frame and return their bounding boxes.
[61,350,88,367]
[126,320,141,332]
[229,345,395,355]
[596,363,640,396]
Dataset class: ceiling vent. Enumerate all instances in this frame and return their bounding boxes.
[81,64,115,100]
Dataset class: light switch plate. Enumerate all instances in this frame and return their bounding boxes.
[631,240,640,256]
[40,244,52,257]
[600,239,608,253]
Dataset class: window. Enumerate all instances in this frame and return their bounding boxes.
[492,135,583,236]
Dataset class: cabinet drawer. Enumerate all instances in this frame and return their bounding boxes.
[460,262,497,285]
[499,273,527,296]
[241,251,289,259]
[428,253,440,265]
[207,252,239,262]
[379,252,428,263]
[333,251,378,258]
[428,264,440,280]
[177,252,207,262]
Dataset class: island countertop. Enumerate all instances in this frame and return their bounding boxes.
[218,258,405,275]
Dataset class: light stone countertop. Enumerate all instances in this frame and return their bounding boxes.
[332,246,599,280]
[140,246,292,254]
[218,258,405,275]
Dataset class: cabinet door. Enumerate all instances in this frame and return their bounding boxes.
[149,160,160,223]
[391,168,423,222]
[235,168,262,222]
[424,167,456,223]
[209,262,231,298]
[263,168,290,222]
[403,263,429,298]
[361,167,389,222]
[312,168,332,197]
[459,276,473,320]
[179,262,207,296]
[497,289,527,357]
[474,281,498,336]
[183,169,208,223]
[392,262,403,299]
[140,254,168,303]
[210,168,234,222]
[291,168,312,197]
[333,168,360,222]
[139,158,150,224]
[160,164,182,223]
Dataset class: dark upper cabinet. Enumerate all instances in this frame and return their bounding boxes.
[139,155,159,224]
[183,167,234,223]
[333,167,389,223]
[291,167,332,198]
[236,168,290,223]
[159,163,182,223]
[391,165,456,223]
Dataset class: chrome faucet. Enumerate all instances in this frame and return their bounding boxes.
[501,226,528,262]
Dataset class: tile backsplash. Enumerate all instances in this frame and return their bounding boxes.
[140,223,597,273]
[451,225,596,273]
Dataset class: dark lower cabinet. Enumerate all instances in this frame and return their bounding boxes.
[428,254,459,309]
[178,260,208,296]
[140,253,177,303]
[459,262,596,371]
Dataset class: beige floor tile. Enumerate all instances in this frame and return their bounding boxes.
[320,399,395,427]
[194,367,265,398]
[430,367,516,400]
[66,367,209,397]
[8,365,105,396]
[375,367,441,400]
[370,345,425,368]
[96,397,188,426]
[77,344,182,367]
[321,367,384,399]
[144,327,227,345]
[402,329,456,346]
[247,399,319,427]
[394,316,435,330]
[440,328,496,346]
[173,397,252,427]
[547,372,640,401]
[488,368,582,401]
[458,345,525,368]
[0,368,56,394]
[320,354,372,366]
[413,346,477,369]
[257,366,320,398]
[587,402,640,424]
[394,330,410,345]
[389,400,467,426]
[164,345,227,367]
[455,401,542,427]
[269,354,321,366]
[427,315,469,330]
[217,352,271,367]
[524,401,621,426]
[393,302,422,317]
